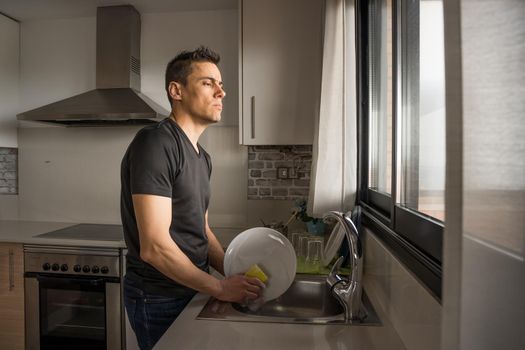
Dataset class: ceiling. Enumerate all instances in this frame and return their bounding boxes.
[0,0,237,21]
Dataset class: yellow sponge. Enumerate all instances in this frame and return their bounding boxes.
[244,264,268,284]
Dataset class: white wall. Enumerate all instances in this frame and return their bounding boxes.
[0,194,18,219]
[17,125,293,227]
[459,0,524,348]
[364,229,442,350]
[16,10,292,229]
[141,11,238,126]
[19,16,96,113]
[19,10,238,122]
[442,1,525,349]
[18,126,138,223]
[0,14,19,147]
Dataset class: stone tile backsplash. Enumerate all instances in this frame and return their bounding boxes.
[248,145,312,200]
[0,148,18,194]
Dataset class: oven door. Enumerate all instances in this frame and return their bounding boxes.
[25,273,121,350]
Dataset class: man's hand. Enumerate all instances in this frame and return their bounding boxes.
[214,275,265,303]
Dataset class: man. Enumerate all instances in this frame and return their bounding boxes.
[120,47,263,350]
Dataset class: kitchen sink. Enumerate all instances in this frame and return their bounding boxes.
[197,275,381,325]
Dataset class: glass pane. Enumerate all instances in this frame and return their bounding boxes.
[397,0,445,221]
[368,0,393,194]
[40,286,106,349]
[462,1,525,257]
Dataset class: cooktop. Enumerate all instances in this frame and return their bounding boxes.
[36,224,124,242]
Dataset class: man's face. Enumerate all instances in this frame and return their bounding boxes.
[176,61,226,124]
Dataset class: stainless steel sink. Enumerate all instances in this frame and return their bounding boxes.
[197,275,381,325]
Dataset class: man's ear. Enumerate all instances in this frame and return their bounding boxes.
[168,81,183,101]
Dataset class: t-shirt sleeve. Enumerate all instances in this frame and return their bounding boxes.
[128,130,176,198]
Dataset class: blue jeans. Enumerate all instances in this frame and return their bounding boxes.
[124,276,194,350]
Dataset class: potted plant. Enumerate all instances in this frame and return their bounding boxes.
[293,199,326,235]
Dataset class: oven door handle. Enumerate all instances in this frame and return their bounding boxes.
[36,275,105,288]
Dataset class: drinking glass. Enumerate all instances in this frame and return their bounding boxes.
[298,235,311,260]
[290,231,305,256]
[305,239,323,273]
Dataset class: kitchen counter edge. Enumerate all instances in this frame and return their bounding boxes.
[154,287,407,350]
[0,220,126,248]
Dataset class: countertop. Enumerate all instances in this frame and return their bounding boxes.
[0,220,407,349]
[0,220,243,249]
[153,226,406,350]
[0,220,126,248]
[154,290,407,350]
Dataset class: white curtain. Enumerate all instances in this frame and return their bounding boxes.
[308,0,357,217]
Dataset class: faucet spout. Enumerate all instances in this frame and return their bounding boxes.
[323,211,363,322]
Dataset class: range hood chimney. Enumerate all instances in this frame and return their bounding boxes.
[17,5,168,126]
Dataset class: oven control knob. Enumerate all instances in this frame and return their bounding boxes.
[82,265,91,273]
[42,263,51,271]
[60,264,68,272]
[92,266,100,273]
[101,266,109,274]
[52,263,60,271]
[73,264,81,272]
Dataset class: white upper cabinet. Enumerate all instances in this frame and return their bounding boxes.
[239,0,323,145]
[0,14,19,147]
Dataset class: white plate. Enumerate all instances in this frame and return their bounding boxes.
[224,227,296,302]
[322,223,345,266]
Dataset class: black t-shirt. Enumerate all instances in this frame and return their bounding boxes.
[120,118,212,297]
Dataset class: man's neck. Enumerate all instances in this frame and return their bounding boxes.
[169,113,208,150]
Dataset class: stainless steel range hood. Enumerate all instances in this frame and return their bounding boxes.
[17,5,168,126]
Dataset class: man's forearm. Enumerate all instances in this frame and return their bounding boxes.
[142,238,262,303]
[206,227,225,275]
[141,238,222,297]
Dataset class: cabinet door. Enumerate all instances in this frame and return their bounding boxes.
[0,243,24,350]
[241,0,323,145]
[0,14,19,148]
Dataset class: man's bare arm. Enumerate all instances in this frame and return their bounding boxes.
[133,194,260,302]
[205,211,225,275]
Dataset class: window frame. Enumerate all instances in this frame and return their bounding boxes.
[356,0,443,300]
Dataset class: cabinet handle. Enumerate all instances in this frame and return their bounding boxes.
[8,249,14,291]
[251,96,255,139]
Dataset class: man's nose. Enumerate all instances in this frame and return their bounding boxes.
[215,84,226,99]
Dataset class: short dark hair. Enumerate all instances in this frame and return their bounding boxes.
[165,46,221,106]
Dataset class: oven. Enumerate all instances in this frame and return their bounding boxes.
[24,245,123,350]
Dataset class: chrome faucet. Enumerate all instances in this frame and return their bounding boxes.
[323,210,363,322]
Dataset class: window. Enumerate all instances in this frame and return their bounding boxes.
[397,0,445,222]
[357,0,445,299]
[368,0,393,196]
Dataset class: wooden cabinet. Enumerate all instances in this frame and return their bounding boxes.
[0,14,19,148]
[239,0,323,145]
[0,243,24,350]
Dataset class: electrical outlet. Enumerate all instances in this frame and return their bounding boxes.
[277,167,289,179]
